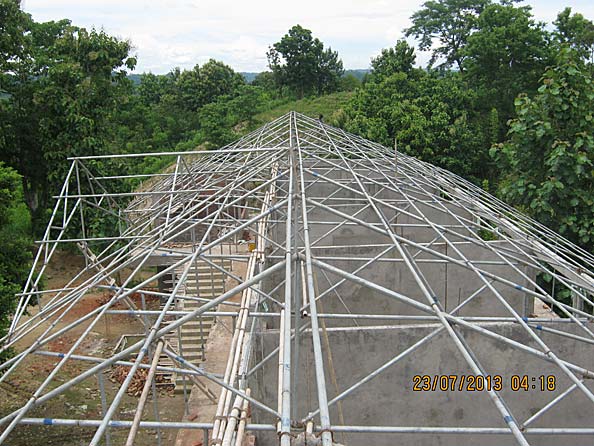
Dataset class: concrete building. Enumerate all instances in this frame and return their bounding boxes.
[2,112,593,446]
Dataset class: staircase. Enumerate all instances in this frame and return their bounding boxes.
[161,258,231,393]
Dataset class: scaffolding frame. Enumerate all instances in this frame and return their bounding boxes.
[1,112,593,445]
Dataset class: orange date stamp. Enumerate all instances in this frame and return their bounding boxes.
[412,375,556,392]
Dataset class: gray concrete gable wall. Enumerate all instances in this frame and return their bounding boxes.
[250,322,594,446]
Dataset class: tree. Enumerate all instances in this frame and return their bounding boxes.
[0,0,29,175]
[198,101,235,147]
[554,7,594,65]
[405,0,491,71]
[137,71,177,106]
[0,16,136,230]
[116,67,200,155]
[0,163,31,361]
[228,85,268,126]
[177,59,244,112]
[252,71,275,89]
[343,70,493,183]
[370,40,416,80]
[197,84,269,146]
[339,74,361,92]
[492,49,594,250]
[316,44,344,95]
[462,2,553,121]
[267,25,344,98]
[0,0,28,74]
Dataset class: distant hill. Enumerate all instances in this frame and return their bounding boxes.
[344,69,370,80]
[240,72,259,83]
[128,74,142,85]
[241,69,370,84]
[131,70,370,85]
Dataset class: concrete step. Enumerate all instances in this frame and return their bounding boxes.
[180,302,218,308]
[192,260,233,266]
[177,281,225,288]
[171,272,227,279]
[175,263,230,269]
[177,353,204,364]
[170,326,212,337]
[163,279,226,287]
[174,374,205,394]
[168,257,234,394]
[182,325,211,333]
[182,309,218,316]
[180,294,218,299]
[179,343,207,354]
[174,259,232,266]
[181,336,209,345]
[184,286,226,293]
[186,271,231,278]
[183,301,220,308]
[182,302,217,308]
[180,318,214,326]
[181,319,213,327]
[183,322,214,331]
[183,290,225,297]
[181,313,214,319]
[160,288,225,298]
[187,285,226,291]
[182,265,232,273]
[181,329,210,338]
[182,276,228,283]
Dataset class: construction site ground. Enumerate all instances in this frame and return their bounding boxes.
[0,251,188,445]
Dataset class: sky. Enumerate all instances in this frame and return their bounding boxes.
[21,0,594,74]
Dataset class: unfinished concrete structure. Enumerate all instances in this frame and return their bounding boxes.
[1,112,593,446]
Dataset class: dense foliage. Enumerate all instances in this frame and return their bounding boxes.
[341,69,494,183]
[492,49,594,250]
[404,0,490,71]
[267,25,344,98]
[0,6,136,228]
[0,163,31,359]
[0,0,593,329]
[341,1,593,191]
[554,7,594,65]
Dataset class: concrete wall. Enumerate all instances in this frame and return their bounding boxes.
[271,189,476,246]
[262,241,535,328]
[250,322,594,446]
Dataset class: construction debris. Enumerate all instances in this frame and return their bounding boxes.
[109,363,174,397]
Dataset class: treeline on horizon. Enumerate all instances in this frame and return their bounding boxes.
[0,0,593,337]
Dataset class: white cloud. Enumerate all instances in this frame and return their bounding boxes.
[22,0,594,74]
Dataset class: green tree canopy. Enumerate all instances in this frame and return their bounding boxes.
[462,2,552,119]
[176,59,244,112]
[370,40,416,80]
[343,70,493,183]
[554,7,594,65]
[137,71,177,106]
[0,14,135,229]
[405,0,491,71]
[0,0,28,74]
[0,163,31,360]
[492,49,594,250]
[267,25,344,98]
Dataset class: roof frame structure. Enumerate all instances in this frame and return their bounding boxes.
[1,112,593,446]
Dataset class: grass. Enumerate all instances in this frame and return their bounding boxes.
[6,202,32,236]
[251,91,354,127]
[130,91,355,194]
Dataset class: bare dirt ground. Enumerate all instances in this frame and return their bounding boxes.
[0,251,185,446]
